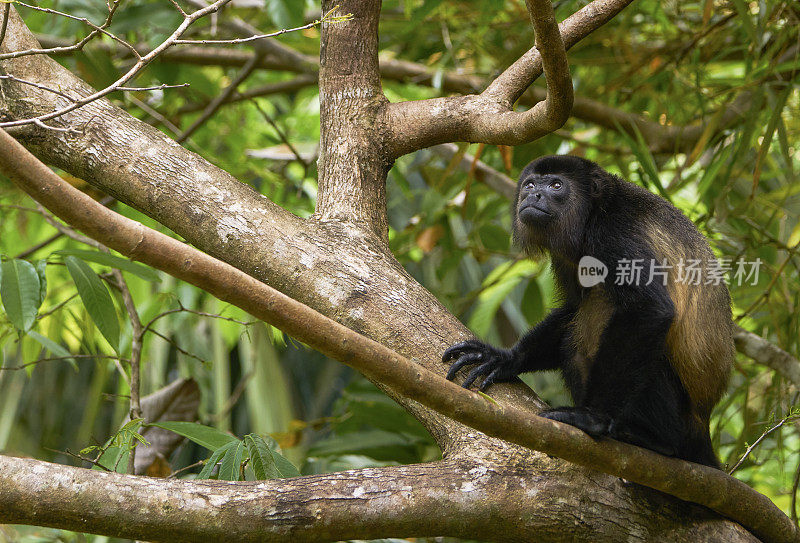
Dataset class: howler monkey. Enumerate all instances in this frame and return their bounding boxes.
[443,155,733,468]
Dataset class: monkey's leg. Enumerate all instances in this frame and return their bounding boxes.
[580,308,686,458]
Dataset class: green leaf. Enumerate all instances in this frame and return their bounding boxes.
[198,441,237,479]
[64,256,120,352]
[96,445,127,472]
[34,259,47,308]
[478,223,509,252]
[245,434,279,480]
[56,249,161,282]
[218,440,245,481]
[148,421,237,451]
[27,330,77,371]
[0,259,41,331]
[265,0,302,28]
[245,434,299,479]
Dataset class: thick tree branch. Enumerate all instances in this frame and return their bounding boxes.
[0,127,792,543]
[0,455,756,543]
[314,0,389,237]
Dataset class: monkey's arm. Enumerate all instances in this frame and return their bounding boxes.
[443,307,574,391]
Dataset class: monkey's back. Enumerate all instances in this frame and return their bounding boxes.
[621,182,734,419]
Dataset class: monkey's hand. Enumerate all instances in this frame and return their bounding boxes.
[442,340,518,391]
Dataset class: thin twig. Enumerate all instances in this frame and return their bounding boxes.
[0,0,123,60]
[0,354,124,371]
[252,99,309,168]
[117,83,189,92]
[0,0,234,128]
[0,75,77,101]
[0,3,10,47]
[728,414,799,474]
[177,53,262,142]
[112,269,143,474]
[11,0,137,58]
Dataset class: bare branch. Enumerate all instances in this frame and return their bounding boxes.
[176,53,262,143]
[734,326,800,389]
[484,0,634,106]
[386,0,636,157]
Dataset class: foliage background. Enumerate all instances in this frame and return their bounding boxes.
[0,0,798,540]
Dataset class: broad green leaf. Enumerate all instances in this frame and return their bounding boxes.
[265,0,301,28]
[218,440,245,481]
[788,221,800,249]
[56,249,160,282]
[245,434,279,480]
[96,445,127,472]
[468,274,522,337]
[245,434,299,479]
[478,223,509,252]
[198,441,237,479]
[0,259,41,331]
[149,421,237,451]
[27,330,77,371]
[64,256,120,352]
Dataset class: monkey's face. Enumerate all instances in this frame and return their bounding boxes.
[516,173,572,227]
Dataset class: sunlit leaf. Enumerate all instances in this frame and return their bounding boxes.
[64,256,120,352]
[0,258,40,331]
[149,421,237,451]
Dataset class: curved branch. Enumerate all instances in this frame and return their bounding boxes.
[385,0,636,157]
[0,128,793,543]
[483,0,633,106]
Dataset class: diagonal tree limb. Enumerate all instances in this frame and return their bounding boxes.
[0,125,795,543]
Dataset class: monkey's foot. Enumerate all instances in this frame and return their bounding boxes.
[539,407,611,437]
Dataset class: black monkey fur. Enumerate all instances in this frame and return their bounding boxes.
[443,155,733,468]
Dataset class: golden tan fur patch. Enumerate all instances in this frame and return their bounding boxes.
[645,225,734,418]
[570,286,614,388]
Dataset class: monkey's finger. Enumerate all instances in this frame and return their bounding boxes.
[478,368,503,391]
[462,362,494,389]
[445,352,483,380]
[442,340,484,363]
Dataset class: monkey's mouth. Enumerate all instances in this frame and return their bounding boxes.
[519,204,551,216]
[519,204,552,225]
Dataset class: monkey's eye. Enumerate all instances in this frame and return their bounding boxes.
[550,181,563,190]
